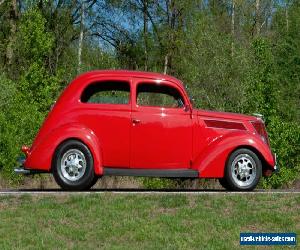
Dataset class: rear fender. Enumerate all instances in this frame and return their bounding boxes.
[24,123,103,175]
[192,132,275,178]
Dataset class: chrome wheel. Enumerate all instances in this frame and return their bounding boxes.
[60,149,86,181]
[231,154,257,187]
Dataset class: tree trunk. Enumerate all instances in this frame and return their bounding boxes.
[77,0,85,74]
[285,3,289,32]
[231,0,235,56]
[163,54,168,74]
[143,0,148,71]
[163,0,176,75]
[255,0,260,36]
[6,0,18,66]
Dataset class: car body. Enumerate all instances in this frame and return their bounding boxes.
[15,70,277,190]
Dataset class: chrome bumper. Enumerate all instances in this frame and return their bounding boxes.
[14,167,31,174]
[14,156,30,175]
[14,156,47,175]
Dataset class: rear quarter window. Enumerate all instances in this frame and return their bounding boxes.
[81,81,130,105]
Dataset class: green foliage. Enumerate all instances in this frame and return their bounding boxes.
[19,62,60,112]
[0,74,44,182]
[0,9,58,182]
[272,2,300,122]
[81,44,119,72]
[245,38,279,120]
[262,117,300,188]
[0,74,16,107]
[175,12,252,113]
[16,8,54,64]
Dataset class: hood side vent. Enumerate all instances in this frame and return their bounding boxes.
[204,120,246,130]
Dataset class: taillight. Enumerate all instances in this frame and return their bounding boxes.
[21,145,30,157]
[251,121,270,145]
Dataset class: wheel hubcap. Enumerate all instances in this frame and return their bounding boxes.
[231,154,256,187]
[61,149,86,181]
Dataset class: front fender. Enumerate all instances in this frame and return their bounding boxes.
[192,131,275,178]
[24,123,103,175]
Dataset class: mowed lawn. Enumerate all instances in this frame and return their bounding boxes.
[0,193,299,249]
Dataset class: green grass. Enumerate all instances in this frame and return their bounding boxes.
[0,193,299,249]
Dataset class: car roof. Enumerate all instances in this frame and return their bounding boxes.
[75,70,183,85]
[58,70,189,108]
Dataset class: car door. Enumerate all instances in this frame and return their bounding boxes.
[79,77,132,168]
[130,79,193,169]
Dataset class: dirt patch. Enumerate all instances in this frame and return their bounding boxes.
[291,178,300,189]
[1,174,225,190]
[0,175,143,190]
[0,176,9,189]
[13,175,60,190]
[157,207,178,214]
[0,196,26,210]
[188,196,196,208]
[241,224,260,232]
[93,176,142,189]
[151,207,179,218]
[170,178,222,189]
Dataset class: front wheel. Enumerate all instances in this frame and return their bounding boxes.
[52,140,96,191]
[224,148,262,191]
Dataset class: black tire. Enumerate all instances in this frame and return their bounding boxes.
[224,148,262,191]
[90,175,99,189]
[52,140,96,191]
[218,178,232,190]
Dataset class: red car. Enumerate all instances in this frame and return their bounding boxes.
[15,70,277,191]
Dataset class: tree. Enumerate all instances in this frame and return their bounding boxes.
[77,0,85,74]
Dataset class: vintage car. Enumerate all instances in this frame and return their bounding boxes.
[15,70,277,191]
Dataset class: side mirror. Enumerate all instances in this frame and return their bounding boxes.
[184,105,191,112]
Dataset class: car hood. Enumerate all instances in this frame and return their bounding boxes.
[196,109,257,121]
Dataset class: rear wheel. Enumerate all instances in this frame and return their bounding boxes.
[53,140,96,191]
[224,148,262,191]
[90,175,99,188]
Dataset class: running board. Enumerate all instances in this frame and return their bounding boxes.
[103,168,199,178]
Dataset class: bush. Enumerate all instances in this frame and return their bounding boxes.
[0,8,62,183]
[262,116,300,188]
[0,90,45,183]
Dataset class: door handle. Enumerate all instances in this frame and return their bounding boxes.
[132,119,141,124]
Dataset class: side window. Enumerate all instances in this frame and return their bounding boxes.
[137,83,185,108]
[81,81,130,105]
